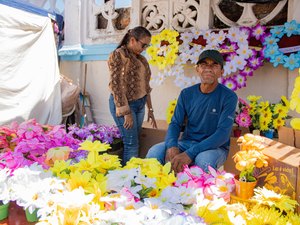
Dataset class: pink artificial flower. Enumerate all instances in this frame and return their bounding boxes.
[235,111,252,127]
[238,97,249,107]
[16,119,43,140]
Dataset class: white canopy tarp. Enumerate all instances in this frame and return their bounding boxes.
[0,3,62,125]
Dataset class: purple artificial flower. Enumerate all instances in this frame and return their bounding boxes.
[240,66,254,77]
[251,23,267,40]
[235,74,247,88]
[221,77,238,91]
[248,56,264,70]
[67,123,122,144]
[69,150,89,164]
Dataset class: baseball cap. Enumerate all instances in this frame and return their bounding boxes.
[196,49,224,67]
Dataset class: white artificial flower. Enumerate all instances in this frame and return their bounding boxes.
[180,31,194,44]
[174,74,188,89]
[233,55,247,71]
[190,28,204,38]
[150,72,166,86]
[134,174,156,189]
[227,27,240,43]
[236,45,251,59]
[160,186,182,204]
[0,168,11,204]
[52,187,94,208]
[177,186,198,205]
[106,168,138,192]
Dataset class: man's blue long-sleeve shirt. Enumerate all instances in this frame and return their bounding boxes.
[165,83,238,160]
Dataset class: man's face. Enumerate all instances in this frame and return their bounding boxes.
[196,58,224,85]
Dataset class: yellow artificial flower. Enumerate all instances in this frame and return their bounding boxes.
[247,95,262,103]
[50,160,71,178]
[290,76,300,113]
[146,46,158,56]
[291,118,300,130]
[259,101,270,110]
[85,178,107,207]
[287,212,300,225]
[151,35,161,45]
[68,170,92,190]
[273,117,285,129]
[273,104,288,118]
[97,153,121,172]
[147,29,179,70]
[79,140,111,165]
[281,95,290,108]
[72,156,97,173]
[259,117,270,131]
[234,134,268,181]
[166,99,177,124]
[79,140,111,153]
[246,205,288,225]
[155,162,176,190]
[252,187,298,213]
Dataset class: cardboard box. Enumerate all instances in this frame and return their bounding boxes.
[224,137,240,175]
[278,126,295,147]
[295,130,300,149]
[139,120,168,158]
[256,138,300,212]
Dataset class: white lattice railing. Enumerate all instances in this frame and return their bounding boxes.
[86,0,288,43]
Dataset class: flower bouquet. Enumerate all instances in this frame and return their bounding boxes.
[234,98,252,137]
[247,95,291,138]
[67,123,122,160]
[232,134,269,199]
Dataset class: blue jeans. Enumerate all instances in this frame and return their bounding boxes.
[146,139,229,171]
[109,95,146,164]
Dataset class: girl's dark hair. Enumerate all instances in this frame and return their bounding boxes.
[116,26,151,49]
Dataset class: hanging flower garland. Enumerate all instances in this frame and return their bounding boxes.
[146,29,180,71]
[220,24,267,91]
[264,20,300,71]
[148,25,268,91]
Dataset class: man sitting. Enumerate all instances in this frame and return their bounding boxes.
[146,49,238,173]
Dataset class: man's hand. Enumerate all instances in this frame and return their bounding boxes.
[170,152,192,173]
[165,147,180,162]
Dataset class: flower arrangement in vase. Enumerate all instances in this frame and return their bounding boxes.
[233,133,269,199]
[247,95,291,138]
[234,98,252,137]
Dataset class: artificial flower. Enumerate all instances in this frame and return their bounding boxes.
[290,76,300,113]
[247,95,291,131]
[264,20,300,70]
[166,99,177,124]
[146,29,179,70]
[251,187,298,213]
[291,118,300,130]
[233,134,268,182]
[45,147,73,166]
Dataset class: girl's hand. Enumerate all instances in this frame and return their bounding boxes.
[124,113,133,129]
